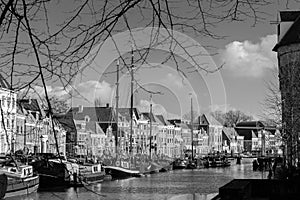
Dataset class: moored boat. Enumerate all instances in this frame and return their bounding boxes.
[31,156,81,188]
[186,159,197,169]
[203,156,231,168]
[172,159,187,170]
[0,165,39,199]
[78,163,105,184]
[103,157,141,179]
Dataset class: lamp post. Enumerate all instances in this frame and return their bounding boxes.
[149,94,153,159]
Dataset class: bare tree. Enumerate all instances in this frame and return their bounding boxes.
[260,70,282,126]
[211,109,253,127]
[0,1,276,91]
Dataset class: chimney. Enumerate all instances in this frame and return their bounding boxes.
[106,103,109,108]
[78,105,83,113]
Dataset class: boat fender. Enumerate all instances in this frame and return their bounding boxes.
[116,161,120,167]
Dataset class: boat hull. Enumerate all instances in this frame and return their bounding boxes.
[172,159,187,170]
[0,174,39,199]
[31,159,81,188]
[104,166,141,179]
[80,171,105,184]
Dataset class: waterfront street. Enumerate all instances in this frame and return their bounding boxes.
[8,161,266,200]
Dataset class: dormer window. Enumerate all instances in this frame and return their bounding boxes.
[85,116,90,122]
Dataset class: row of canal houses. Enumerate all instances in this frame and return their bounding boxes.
[0,77,282,158]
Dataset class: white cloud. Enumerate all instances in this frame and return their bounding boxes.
[137,99,179,119]
[75,80,113,105]
[20,81,113,107]
[221,34,278,77]
[19,85,70,100]
[209,104,236,113]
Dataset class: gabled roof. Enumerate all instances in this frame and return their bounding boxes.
[280,10,300,21]
[168,119,181,125]
[141,112,156,122]
[97,122,117,135]
[18,99,43,119]
[235,129,256,140]
[155,115,167,125]
[54,112,77,134]
[222,127,238,140]
[235,121,264,129]
[71,106,115,122]
[0,73,10,89]
[195,113,222,126]
[252,130,258,138]
[86,121,105,135]
[273,11,300,51]
[16,101,26,115]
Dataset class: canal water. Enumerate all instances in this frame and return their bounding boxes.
[8,161,266,200]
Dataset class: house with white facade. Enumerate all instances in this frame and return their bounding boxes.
[0,74,17,154]
[194,113,223,153]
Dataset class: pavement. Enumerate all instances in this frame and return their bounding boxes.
[167,193,218,200]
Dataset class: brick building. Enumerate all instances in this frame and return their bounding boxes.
[273,11,300,167]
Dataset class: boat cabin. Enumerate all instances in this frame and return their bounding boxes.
[92,164,101,173]
[0,165,33,178]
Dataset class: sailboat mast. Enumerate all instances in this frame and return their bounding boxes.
[130,47,134,156]
[149,94,152,159]
[115,59,119,154]
[190,95,194,159]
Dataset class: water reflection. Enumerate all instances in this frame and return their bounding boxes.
[8,163,264,200]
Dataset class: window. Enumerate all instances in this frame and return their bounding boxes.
[11,119,14,130]
[7,98,11,108]
[6,118,10,129]
[1,96,5,107]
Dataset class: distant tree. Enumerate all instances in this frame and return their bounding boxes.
[210,110,225,125]
[224,110,253,127]
[211,109,253,127]
[260,70,282,126]
[41,95,70,114]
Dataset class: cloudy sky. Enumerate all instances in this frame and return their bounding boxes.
[40,1,294,120]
